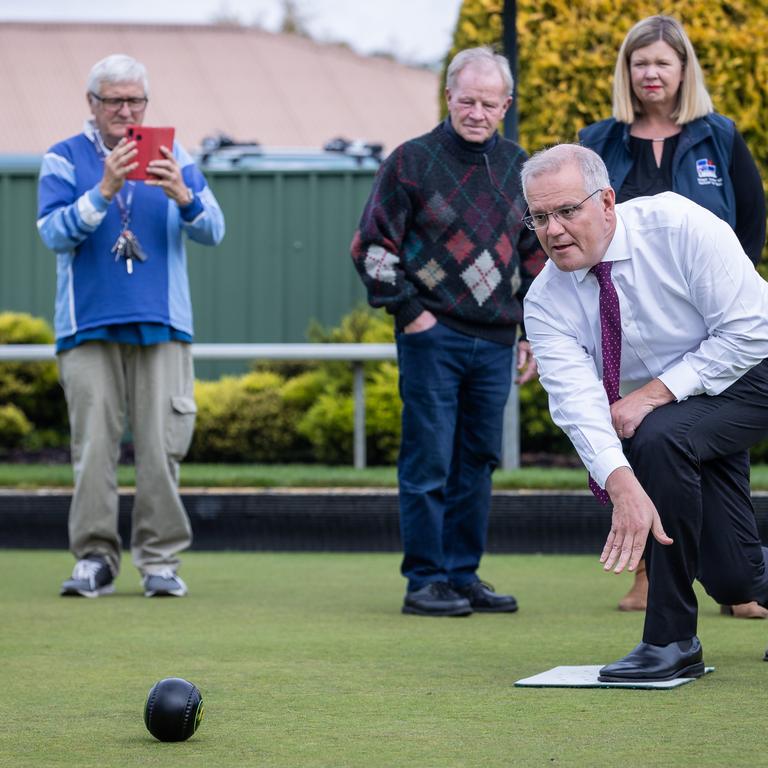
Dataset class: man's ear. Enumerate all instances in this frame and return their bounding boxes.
[602,186,616,212]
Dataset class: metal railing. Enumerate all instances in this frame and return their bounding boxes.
[0,343,520,470]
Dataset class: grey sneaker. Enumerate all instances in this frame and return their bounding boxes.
[61,555,115,598]
[143,569,188,597]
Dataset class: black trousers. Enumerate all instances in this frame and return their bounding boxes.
[625,359,768,645]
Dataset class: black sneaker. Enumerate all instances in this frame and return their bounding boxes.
[454,581,518,613]
[60,555,115,598]
[402,582,472,617]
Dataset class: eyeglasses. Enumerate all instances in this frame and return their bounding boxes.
[523,189,603,230]
[90,93,148,112]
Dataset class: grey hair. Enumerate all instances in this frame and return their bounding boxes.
[446,46,514,97]
[521,144,610,202]
[86,54,149,97]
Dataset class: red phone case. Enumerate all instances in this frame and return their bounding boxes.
[125,125,175,181]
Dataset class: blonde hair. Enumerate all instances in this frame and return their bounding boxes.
[612,15,712,124]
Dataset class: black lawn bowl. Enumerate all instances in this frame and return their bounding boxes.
[144,677,204,742]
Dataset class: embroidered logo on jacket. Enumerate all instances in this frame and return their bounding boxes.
[695,158,723,187]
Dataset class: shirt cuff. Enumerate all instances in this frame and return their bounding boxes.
[79,187,110,227]
[179,193,204,222]
[86,186,111,212]
[590,445,631,490]
[658,359,705,402]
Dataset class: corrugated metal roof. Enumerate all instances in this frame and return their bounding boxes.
[0,21,440,155]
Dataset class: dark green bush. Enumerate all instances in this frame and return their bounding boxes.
[294,308,399,464]
[519,378,572,455]
[0,403,33,452]
[297,392,355,464]
[365,362,401,464]
[188,372,307,463]
[0,312,68,449]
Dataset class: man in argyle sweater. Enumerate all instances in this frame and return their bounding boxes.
[351,47,546,616]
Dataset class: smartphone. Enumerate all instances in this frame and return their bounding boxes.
[125,125,175,180]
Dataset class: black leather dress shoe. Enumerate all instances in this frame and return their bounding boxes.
[598,636,704,682]
[453,581,518,613]
[402,582,472,617]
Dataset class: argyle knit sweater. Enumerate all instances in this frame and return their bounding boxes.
[351,122,546,345]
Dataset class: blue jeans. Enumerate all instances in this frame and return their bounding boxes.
[396,322,514,591]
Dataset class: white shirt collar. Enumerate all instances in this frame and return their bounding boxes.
[83,119,111,155]
[573,211,630,283]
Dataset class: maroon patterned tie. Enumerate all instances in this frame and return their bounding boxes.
[589,261,621,505]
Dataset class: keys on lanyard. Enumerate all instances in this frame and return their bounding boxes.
[111,229,147,274]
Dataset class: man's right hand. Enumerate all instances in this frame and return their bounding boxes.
[404,310,437,334]
[99,138,139,201]
[599,467,673,574]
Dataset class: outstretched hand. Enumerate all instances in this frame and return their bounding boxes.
[599,467,673,574]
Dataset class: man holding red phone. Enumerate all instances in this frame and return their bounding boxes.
[37,54,225,599]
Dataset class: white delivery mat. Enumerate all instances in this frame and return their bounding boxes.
[514,665,715,690]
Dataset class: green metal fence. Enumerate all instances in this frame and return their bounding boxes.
[0,157,377,378]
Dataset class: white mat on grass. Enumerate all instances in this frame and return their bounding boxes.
[515,665,715,690]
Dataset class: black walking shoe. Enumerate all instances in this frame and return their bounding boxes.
[598,637,704,682]
[60,555,115,598]
[402,582,472,617]
[454,580,519,613]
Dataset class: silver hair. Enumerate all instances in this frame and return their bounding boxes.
[86,54,149,96]
[521,144,610,202]
[446,46,514,96]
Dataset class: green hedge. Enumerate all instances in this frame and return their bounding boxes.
[187,307,403,465]
[12,308,768,464]
[0,312,68,453]
[184,306,571,464]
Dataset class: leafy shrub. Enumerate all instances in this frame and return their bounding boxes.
[518,378,572,455]
[0,306,579,463]
[0,403,33,452]
[0,312,68,448]
[297,392,355,464]
[188,372,307,463]
[365,362,401,464]
[281,369,332,409]
[295,307,399,464]
[170,308,402,465]
[307,305,394,344]
[292,363,401,466]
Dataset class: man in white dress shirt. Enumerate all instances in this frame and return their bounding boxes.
[521,143,768,682]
